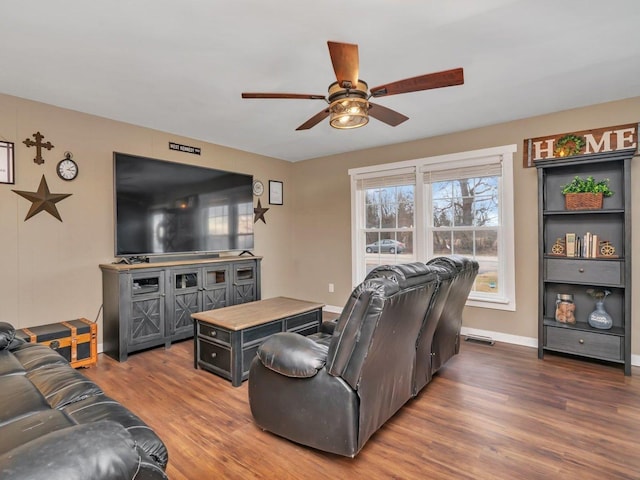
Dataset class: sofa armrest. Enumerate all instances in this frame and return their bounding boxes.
[0,322,15,350]
[257,332,328,378]
[0,421,167,480]
[319,319,338,335]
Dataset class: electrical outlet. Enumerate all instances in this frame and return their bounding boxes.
[328,283,334,293]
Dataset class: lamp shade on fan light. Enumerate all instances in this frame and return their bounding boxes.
[328,80,369,129]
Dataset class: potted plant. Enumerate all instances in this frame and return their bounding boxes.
[560,175,613,210]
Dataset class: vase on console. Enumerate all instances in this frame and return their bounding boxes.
[586,289,613,330]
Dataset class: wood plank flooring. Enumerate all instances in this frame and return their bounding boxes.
[82,338,640,479]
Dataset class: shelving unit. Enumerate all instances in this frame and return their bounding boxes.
[536,150,633,375]
[100,256,261,362]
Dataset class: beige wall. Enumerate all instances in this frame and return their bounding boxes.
[290,97,640,356]
[0,93,294,344]
[1,91,638,358]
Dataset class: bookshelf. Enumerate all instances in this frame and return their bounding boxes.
[536,150,633,375]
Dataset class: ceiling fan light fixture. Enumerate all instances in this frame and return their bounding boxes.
[329,97,369,129]
[327,80,370,129]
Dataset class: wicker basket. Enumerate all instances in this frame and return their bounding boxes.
[564,192,603,210]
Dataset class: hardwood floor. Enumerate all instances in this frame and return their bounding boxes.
[82,338,640,479]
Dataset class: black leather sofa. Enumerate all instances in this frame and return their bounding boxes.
[0,322,168,480]
[248,256,479,457]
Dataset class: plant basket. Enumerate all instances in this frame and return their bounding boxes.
[564,192,603,210]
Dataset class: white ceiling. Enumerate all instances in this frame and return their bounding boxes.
[1,1,639,162]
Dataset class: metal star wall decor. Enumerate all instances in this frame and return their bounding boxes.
[12,175,72,222]
[254,199,269,224]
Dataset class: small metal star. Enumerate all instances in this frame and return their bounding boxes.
[12,175,72,222]
[254,199,269,224]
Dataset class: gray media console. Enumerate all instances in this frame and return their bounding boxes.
[100,256,261,361]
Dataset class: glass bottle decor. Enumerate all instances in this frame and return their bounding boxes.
[586,289,613,330]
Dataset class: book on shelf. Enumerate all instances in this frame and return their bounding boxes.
[565,233,576,257]
[584,232,591,258]
[592,234,598,258]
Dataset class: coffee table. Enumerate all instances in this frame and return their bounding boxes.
[192,297,324,386]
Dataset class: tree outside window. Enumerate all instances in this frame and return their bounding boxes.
[364,184,415,274]
[431,176,499,294]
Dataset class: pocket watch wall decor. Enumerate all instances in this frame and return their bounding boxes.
[56,152,78,181]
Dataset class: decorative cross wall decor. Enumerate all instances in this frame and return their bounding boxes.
[23,131,55,165]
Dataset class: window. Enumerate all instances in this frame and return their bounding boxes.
[350,145,516,311]
[352,169,416,277]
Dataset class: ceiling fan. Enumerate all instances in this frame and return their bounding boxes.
[241,41,464,131]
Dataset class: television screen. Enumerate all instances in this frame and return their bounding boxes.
[114,153,254,258]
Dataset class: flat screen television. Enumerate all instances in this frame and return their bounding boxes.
[114,153,254,258]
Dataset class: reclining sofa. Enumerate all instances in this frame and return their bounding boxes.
[248,256,478,457]
[0,322,168,480]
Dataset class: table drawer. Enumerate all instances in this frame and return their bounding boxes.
[244,320,282,344]
[545,259,622,286]
[198,322,231,345]
[285,311,319,330]
[545,326,622,361]
[198,339,231,372]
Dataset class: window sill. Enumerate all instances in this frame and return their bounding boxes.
[466,296,516,312]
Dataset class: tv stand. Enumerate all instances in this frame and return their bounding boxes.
[100,256,262,361]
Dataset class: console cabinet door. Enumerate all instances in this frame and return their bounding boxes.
[232,263,257,304]
[129,271,166,346]
[170,268,201,338]
[202,264,230,310]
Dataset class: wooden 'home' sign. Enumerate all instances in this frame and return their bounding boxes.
[523,123,638,167]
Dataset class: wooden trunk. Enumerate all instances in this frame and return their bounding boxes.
[16,318,98,368]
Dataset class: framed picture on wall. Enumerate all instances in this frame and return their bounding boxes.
[0,141,15,184]
[269,180,283,205]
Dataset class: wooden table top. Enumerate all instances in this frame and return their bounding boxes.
[191,296,325,331]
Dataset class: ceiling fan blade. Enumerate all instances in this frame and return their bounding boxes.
[296,108,331,131]
[370,68,464,98]
[327,41,359,88]
[242,93,326,100]
[368,103,409,127]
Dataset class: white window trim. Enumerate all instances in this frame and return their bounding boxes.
[349,144,517,311]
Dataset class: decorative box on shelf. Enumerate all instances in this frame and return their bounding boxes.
[564,192,603,210]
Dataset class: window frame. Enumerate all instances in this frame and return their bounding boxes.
[349,144,517,311]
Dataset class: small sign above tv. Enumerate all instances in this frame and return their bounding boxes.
[169,142,201,155]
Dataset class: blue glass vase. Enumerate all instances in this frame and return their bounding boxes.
[588,300,613,330]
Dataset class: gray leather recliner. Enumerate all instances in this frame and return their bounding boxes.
[248,258,478,457]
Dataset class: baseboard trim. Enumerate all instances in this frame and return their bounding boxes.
[460,326,537,349]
